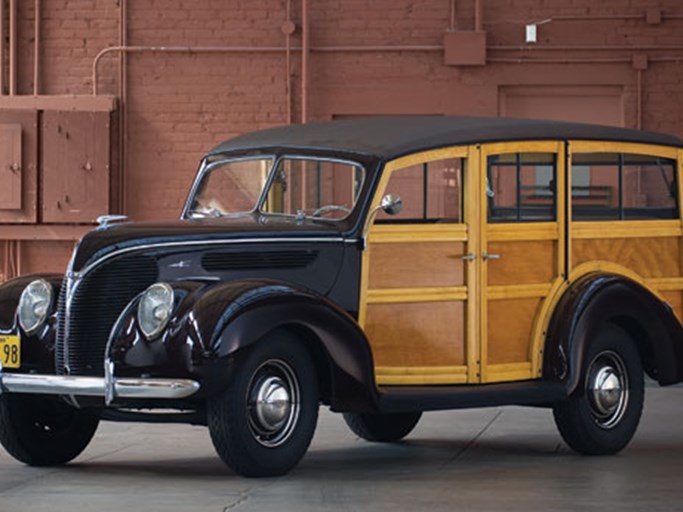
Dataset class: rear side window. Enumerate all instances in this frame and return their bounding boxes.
[572,153,678,220]
[487,152,557,223]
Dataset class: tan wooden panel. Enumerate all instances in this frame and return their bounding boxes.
[572,237,680,278]
[365,301,465,367]
[487,298,541,365]
[368,241,466,289]
[486,240,556,286]
[661,291,683,323]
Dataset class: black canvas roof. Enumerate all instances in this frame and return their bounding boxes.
[209,116,683,160]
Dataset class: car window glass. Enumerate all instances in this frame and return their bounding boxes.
[188,158,272,218]
[377,158,464,223]
[571,152,677,220]
[487,152,557,223]
[262,158,364,220]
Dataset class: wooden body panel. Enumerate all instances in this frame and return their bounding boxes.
[573,237,680,278]
[359,139,683,389]
[365,301,465,367]
[368,242,466,289]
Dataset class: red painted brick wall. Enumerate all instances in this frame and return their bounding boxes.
[2,0,683,278]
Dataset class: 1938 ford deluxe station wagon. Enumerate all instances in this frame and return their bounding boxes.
[1,117,683,477]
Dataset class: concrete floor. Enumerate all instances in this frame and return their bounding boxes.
[0,385,682,511]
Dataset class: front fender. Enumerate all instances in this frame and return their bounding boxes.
[0,273,63,372]
[544,273,683,395]
[197,280,377,411]
[109,279,378,412]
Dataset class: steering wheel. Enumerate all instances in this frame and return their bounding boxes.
[312,204,352,217]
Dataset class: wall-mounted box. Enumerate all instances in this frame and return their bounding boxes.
[444,31,487,66]
[0,111,38,223]
[42,111,112,224]
[0,124,23,210]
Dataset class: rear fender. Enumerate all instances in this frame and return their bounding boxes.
[544,273,683,395]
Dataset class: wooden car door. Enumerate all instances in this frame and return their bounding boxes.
[479,141,566,383]
[359,146,480,385]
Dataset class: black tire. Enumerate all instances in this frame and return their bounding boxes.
[343,411,422,442]
[0,394,100,466]
[207,332,319,477]
[553,323,644,455]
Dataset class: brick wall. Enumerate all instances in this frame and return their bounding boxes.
[2,0,683,278]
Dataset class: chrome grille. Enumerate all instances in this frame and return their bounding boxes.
[55,255,158,376]
[55,279,68,374]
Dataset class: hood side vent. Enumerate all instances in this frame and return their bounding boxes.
[202,250,319,272]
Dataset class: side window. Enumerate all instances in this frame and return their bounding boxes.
[571,153,678,220]
[378,158,464,223]
[487,152,557,222]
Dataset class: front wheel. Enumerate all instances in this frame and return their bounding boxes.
[0,394,100,466]
[207,333,319,477]
[553,324,644,455]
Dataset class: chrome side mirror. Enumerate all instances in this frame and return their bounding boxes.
[380,194,403,216]
[361,194,403,249]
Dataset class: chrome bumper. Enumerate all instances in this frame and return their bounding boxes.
[0,372,200,402]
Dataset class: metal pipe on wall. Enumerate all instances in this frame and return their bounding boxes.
[301,0,309,124]
[475,0,483,31]
[33,0,40,95]
[449,0,457,31]
[285,0,292,125]
[0,0,5,94]
[636,68,643,130]
[92,46,289,95]
[9,0,17,95]
[119,0,127,214]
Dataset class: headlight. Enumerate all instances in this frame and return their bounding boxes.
[137,283,175,339]
[18,279,53,334]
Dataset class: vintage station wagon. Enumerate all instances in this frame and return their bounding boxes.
[1,117,683,477]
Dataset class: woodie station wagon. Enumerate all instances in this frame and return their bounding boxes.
[1,116,683,477]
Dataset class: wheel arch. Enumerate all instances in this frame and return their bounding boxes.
[543,271,683,395]
[193,279,378,412]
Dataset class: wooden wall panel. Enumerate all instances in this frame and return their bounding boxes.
[487,298,541,365]
[487,241,556,286]
[572,237,680,277]
[364,301,465,367]
[368,242,466,289]
[661,291,683,323]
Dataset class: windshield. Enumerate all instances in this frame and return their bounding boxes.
[187,156,365,220]
[188,157,273,218]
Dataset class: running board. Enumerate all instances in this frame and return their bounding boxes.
[377,380,567,413]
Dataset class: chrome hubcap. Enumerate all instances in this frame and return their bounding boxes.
[586,351,629,429]
[247,360,300,447]
[254,376,291,431]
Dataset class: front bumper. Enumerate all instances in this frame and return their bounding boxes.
[0,372,200,404]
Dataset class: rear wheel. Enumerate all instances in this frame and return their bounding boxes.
[553,324,644,455]
[343,412,422,442]
[208,333,319,477]
[0,394,100,466]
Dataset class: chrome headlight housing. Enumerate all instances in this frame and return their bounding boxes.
[18,279,54,334]
[137,283,175,339]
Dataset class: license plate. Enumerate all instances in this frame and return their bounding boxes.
[0,335,20,369]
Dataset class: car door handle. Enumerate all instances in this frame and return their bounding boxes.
[482,252,501,260]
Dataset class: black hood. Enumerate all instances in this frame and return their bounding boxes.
[71,214,348,272]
